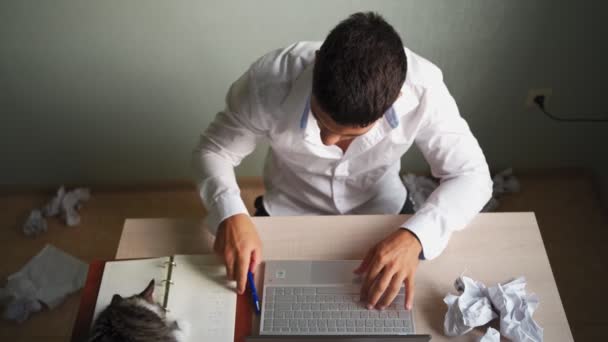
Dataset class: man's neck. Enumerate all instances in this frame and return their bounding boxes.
[335,139,353,153]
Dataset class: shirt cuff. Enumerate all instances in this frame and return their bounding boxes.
[205,193,249,235]
[400,206,452,260]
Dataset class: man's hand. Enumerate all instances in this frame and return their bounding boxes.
[354,229,422,310]
[214,213,263,294]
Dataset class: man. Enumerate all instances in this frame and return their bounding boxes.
[193,12,492,311]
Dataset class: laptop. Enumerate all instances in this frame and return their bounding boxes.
[247,337,431,342]
[259,260,429,341]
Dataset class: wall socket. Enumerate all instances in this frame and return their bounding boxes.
[525,88,553,108]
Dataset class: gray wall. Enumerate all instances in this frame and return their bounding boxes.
[1,1,607,201]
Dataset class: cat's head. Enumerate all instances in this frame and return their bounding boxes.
[110,279,165,316]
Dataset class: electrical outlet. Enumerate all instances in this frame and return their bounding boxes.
[525,88,552,108]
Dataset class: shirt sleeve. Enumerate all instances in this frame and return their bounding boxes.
[401,72,493,260]
[192,66,269,235]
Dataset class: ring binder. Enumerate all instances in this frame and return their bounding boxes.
[161,256,176,310]
[82,255,240,341]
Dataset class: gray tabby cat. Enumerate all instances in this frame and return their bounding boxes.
[89,279,187,342]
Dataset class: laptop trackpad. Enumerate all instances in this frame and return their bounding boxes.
[264,260,362,286]
[310,260,362,285]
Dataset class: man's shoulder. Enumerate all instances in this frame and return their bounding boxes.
[402,47,444,90]
[391,48,449,129]
[251,41,321,82]
[245,42,319,113]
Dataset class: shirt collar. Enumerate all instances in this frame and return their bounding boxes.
[283,62,420,151]
[300,97,399,130]
[300,94,311,129]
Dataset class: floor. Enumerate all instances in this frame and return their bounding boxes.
[0,173,606,341]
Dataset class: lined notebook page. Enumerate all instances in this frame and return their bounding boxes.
[93,257,169,322]
[169,254,237,342]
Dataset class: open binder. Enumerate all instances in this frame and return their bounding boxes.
[70,256,253,342]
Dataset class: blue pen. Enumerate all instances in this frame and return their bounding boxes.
[247,271,261,315]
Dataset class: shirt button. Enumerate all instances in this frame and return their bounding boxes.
[336,162,349,176]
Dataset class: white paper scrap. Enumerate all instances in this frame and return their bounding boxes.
[23,209,48,236]
[61,188,91,226]
[2,296,42,323]
[444,276,498,336]
[42,186,66,217]
[5,244,87,309]
[479,327,500,342]
[488,277,543,342]
[41,186,91,226]
[443,275,543,342]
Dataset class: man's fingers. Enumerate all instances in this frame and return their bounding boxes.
[249,248,262,273]
[235,253,251,295]
[214,233,225,255]
[367,269,393,309]
[405,274,416,310]
[354,249,373,274]
[360,258,383,301]
[224,253,235,280]
[376,273,404,309]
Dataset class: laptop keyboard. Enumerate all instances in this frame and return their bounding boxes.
[260,286,415,335]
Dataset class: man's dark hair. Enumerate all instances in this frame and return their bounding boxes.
[313,12,407,127]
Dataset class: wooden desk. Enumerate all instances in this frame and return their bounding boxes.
[116,213,573,341]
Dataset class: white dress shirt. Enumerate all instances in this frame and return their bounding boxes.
[193,41,492,260]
